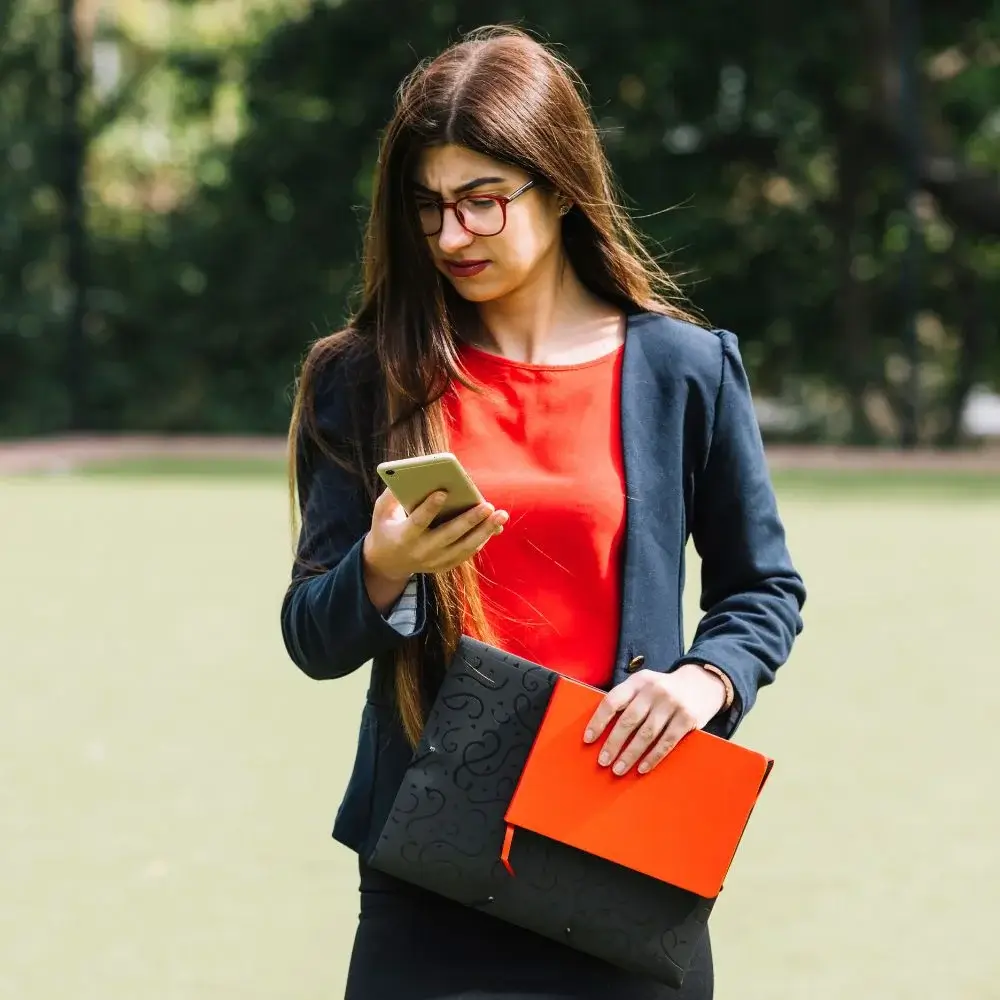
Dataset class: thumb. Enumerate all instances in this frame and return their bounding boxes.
[373,485,403,520]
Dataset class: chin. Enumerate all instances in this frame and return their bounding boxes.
[451,285,504,303]
[444,276,509,304]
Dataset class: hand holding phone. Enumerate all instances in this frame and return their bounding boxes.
[362,453,509,611]
[376,452,484,527]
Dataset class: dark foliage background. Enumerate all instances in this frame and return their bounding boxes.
[3,0,998,443]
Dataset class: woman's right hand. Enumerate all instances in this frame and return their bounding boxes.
[362,489,508,612]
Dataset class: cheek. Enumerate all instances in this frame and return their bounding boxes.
[493,220,559,277]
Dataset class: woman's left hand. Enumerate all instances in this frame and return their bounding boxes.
[583,666,728,776]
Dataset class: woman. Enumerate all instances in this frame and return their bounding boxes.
[280,25,805,1000]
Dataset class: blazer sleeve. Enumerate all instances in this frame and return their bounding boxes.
[279,364,429,680]
[676,330,806,737]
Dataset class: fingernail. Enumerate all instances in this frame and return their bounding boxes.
[433,491,447,502]
[637,762,650,774]
[583,729,595,743]
[612,761,626,776]
[598,752,610,766]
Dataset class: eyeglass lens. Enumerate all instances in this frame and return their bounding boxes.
[418,197,505,237]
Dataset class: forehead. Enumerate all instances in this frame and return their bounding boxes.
[414,144,524,194]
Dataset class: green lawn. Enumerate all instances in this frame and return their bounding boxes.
[72,454,1000,503]
[2,471,998,1000]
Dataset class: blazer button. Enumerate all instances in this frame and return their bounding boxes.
[627,654,646,673]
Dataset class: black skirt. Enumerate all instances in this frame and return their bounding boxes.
[344,862,714,1000]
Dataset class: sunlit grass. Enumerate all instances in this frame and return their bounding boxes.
[70,455,1000,500]
[3,474,998,1000]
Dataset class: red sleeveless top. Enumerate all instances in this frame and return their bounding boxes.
[442,342,626,689]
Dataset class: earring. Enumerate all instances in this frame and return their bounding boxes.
[559,203,571,216]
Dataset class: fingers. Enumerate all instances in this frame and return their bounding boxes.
[609,707,674,776]
[435,508,508,569]
[583,677,639,746]
[378,486,508,576]
[403,491,449,532]
[596,696,653,775]
[636,708,697,774]
[582,673,699,777]
[429,501,497,545]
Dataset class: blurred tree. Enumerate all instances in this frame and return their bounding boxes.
[59,0,87,430]
[0,0,69,434]
[5,0,999,443]
[0,0,155,434]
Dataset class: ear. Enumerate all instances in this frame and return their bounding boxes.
[550,189,572,217]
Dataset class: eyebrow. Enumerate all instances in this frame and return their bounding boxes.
[413,176,508,197]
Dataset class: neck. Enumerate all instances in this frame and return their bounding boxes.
[473,251,621,365]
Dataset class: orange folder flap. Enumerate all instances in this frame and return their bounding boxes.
[503,676,773,898]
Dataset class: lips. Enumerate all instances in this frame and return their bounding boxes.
[444,259,490,278]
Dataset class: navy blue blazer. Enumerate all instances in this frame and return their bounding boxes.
[280,311,806,859]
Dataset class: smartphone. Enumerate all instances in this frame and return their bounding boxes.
[376,452,484,526]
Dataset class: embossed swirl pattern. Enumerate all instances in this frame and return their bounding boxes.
[367,639,713,989]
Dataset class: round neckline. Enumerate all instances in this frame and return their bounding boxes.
[457,339,625,373]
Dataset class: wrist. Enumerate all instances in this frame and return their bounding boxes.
[675,662,729,719]
[362,533,408,582]
[362,534,412,613]
[692,662,734,712]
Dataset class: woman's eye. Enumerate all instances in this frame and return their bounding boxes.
[466,198,496,209]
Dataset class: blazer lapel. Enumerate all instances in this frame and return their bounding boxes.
[615,313,688,678]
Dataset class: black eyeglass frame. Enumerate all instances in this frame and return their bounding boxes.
[416,179,538,237]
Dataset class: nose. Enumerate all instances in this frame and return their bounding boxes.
[437,207,474,254]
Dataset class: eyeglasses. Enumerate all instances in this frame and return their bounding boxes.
[416,179,537,237]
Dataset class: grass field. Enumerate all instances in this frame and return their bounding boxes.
[3,466,999,1000]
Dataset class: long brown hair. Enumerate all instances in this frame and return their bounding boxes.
[287,25,700,747]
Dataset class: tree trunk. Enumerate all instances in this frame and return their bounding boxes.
[60,0,88,430]
[834,124,880,444]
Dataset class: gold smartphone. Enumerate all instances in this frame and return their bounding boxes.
[376,452,484,527]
